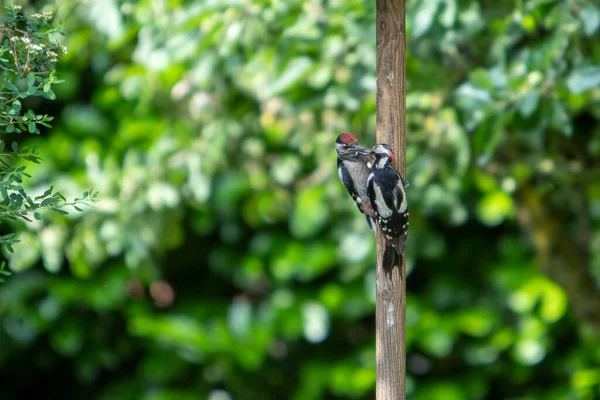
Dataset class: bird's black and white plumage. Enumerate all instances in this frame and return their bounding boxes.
[335,132,376,231]
[367,144,409,270]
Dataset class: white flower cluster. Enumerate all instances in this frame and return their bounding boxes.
[12,5,22,11]
[31,11,53,21]
[46,50,58,62]
[8,34,67,62]
[10,35,43,55]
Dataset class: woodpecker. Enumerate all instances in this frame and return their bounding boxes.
[335,132,376,231]
[367,144,409,270]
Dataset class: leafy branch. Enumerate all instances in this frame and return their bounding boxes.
[0,5,66,75]
[0,5,96,282]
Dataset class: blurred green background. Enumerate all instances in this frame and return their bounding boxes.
[1,0,600,399]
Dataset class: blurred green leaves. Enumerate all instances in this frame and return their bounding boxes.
[291,186,329,239]
[567,66,600,94]
[0,261,11,282]
[477,190,513,226]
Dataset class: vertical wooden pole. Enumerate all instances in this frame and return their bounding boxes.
[376,0,406,399]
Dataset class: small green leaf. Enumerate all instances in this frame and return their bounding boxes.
[11,142,18,152]
[34,212,42,220]
[12,100,21,113]
[6,124,15,133]
[28,122,37,133]
[517,90,540,117]
[0,261,10,277]
[550,99,572,137]
[567,66,600,93]
[413,0,441,38]
[266,57,313,97]
[4,81,18,93]
[580,5,600,36]
[27,73,35,88]
[45,89,56,100]
[474,116,504,166]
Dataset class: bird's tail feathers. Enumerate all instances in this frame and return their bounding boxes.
[382,245,398,273]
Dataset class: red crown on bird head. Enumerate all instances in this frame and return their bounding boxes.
[337,132,357,145]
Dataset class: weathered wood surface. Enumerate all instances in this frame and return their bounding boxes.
[375,0,407,398]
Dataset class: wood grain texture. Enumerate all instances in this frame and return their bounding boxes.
[376,0,406,399]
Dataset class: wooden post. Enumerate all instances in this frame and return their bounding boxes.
[376,0,406,399]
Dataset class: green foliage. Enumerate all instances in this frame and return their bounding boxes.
[0,4,65,131]
[0,5,96,259]
[0,0,599,399]
[0,260,10,282]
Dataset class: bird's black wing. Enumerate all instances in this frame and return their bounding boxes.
[338,158,363,213]
[338,158,376,231]
[369,169,408,257]
[388,170,408,255]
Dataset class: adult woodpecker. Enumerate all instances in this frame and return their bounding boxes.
[367,144,409,270]
[335,132,376,231]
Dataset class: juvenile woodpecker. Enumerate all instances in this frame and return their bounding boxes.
[367,144,409,270]
[335,132,376,231]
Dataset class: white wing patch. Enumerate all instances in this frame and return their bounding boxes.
[337,166,344,182]
[397,183,407,213]
[373,184,393,218]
